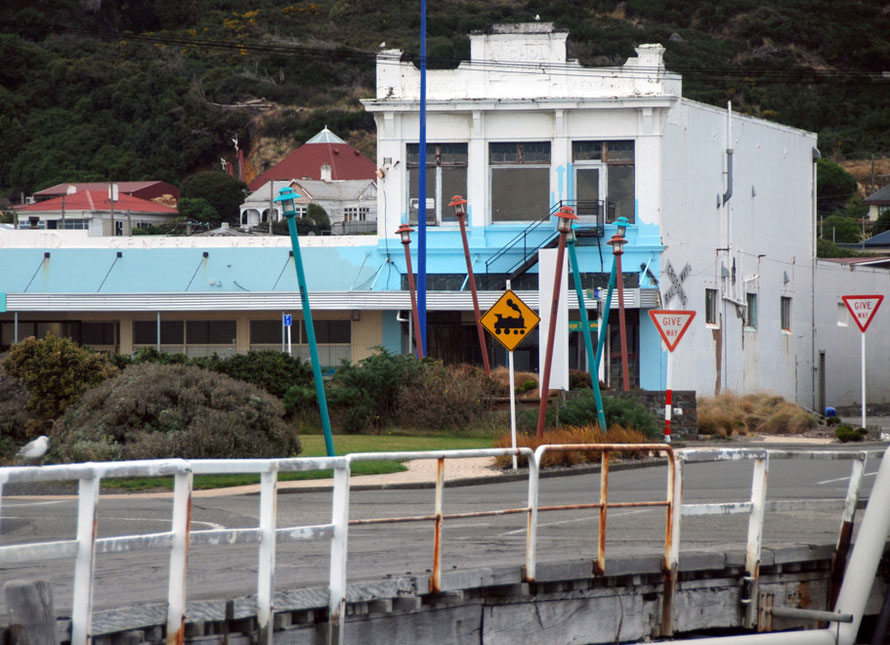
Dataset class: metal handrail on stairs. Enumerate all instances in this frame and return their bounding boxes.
[484,199,607,278]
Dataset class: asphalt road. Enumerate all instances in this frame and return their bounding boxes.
[0,447,884,618]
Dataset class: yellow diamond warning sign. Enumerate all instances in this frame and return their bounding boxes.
[481,290,540,352]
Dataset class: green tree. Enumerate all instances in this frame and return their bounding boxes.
[177,196,217,223]
[820,214,861,244]
[817,159,857,214]
[2,335,118,436]
[179,171,247,225]
[873,211,890,236]
[306,203,331,234]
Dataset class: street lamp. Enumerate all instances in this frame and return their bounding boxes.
[449,195,490,376]
[607,216,631,391]
[274,186,336,457]
[396,223,424,359]
[536,205,578,439]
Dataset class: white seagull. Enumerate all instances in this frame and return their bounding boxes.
[17,435,49,461]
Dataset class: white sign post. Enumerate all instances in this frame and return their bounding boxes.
[842,295,884,430]
[648,310,696,443]
[283,313,293,357]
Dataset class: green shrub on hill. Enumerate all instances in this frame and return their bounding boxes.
[48,363,300,462]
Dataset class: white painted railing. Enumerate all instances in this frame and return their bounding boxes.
[0,446,885,645]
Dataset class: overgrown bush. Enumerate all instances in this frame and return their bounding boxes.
[556,393,660,439]
[3,335,118,436]
[488,367,537,397]
[0,358,38,460]
[48,363,300,463]
[836,424,868,443]
[325,348,425,433]
[115,348,312,400]
[396,362,500,430]
[493,425,652,469]
[569,369,594,390]
[698,392,817,436]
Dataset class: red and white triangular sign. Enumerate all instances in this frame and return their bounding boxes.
[842,295,884,332]
[649,310,696,352]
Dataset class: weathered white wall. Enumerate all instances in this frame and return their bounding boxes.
[660,100,818,406]
[813,260,890,408]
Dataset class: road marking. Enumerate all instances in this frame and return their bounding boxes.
[0,516,225,530]
[3,500,67,508]
[817,471,878,485]
[498,508,653,537]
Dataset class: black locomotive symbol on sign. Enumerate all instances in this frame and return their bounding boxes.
[493,298,526,335]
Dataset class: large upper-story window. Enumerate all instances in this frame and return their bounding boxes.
[490,142,551,222]
[572,140,635,223]
[408,143,468,226]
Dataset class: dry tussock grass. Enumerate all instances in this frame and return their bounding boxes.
[697,392,817,437]
[493,424,652,469]
[490,367,538,398]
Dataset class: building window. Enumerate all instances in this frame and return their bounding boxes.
[781,296,792,332]
[408,143,468,226]
[745,293,758,329]
[344,207,369,222]
[57,219,90,230]
[300,319,351,344]
[705,288,718,326]
[133,320,184,345]
[186,320,236,345]
[490,142,551,222]
[572,141,635,223]
[251,320,282,344]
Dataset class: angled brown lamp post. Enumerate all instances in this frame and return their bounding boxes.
[396,223,424,359]
[608,223,631,391]
[448,195,490,376]
[535,205,578,439]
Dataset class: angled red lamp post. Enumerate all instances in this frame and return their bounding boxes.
[535,205,578,439]
[396,223,424,359]
[449,195,490,376]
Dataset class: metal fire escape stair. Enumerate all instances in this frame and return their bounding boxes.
[485,199,608,281]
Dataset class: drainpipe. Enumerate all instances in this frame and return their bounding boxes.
[668,446,890,645]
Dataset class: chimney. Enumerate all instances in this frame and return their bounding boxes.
[320,164,332,182]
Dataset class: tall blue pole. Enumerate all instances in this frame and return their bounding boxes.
[567,237,607,432]
[417,0,428,354]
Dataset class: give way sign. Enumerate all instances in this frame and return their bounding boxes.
[842,295,884,332]
[649,310,696,352]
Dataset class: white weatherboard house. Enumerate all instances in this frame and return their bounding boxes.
[1,23,887,411]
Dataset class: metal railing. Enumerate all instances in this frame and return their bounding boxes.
[484,199,606,277]
[0,446,883,645]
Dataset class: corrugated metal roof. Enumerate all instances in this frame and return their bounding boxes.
[248,140,376,192]
[18,191,178,215]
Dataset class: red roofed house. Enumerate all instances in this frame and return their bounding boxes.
[16,189,179,236]
[247,127,376,192]
[31,180,180,204]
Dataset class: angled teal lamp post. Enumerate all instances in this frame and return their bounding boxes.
[275,186,335,457]
[566,229,607,432]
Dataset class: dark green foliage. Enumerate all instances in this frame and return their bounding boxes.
[817,239,862,258]
[873,211,890,236]
[821,215,861,244]
[817,159,858,214]
[47,363,300,462]
[326,348,424,433]
[113,348,311,399]
[180,171,247,225]
[556,393,660,439]
[2,335,118,436]
[177,197,218,223]
[835,424,868,443]
[0,359,38,460]
[271,203,332,236]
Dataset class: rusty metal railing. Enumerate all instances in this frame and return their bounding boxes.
[676,448,877,631]
[0,446,882,644]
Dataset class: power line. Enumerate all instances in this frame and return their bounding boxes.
[3,19,888,87]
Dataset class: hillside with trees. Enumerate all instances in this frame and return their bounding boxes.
[1,0,888,205]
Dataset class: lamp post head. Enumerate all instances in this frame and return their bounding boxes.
[614,216,629,238]
[555,205,578,234]
[608,233,626,256]
[395,223,414,245]
[448,195,468,220]
[273,186,303,219]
